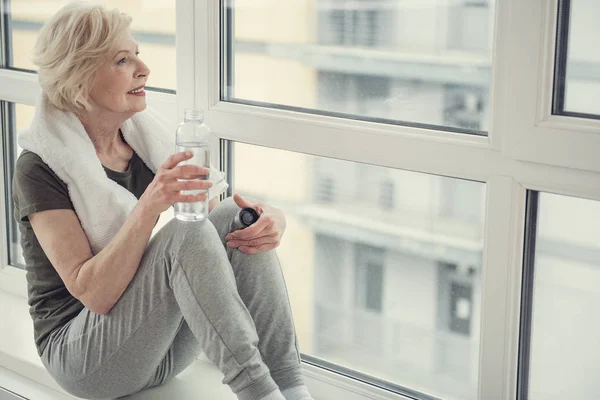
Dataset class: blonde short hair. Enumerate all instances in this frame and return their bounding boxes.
[33,1,132,113]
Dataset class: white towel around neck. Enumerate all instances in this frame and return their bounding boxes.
[18,94,228,255]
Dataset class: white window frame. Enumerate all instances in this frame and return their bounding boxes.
[499,0,600,172]
[1,1,599,400]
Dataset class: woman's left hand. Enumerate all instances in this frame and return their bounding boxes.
[225,193,287,254]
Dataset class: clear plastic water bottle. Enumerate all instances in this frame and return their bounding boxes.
[174,109,211,222]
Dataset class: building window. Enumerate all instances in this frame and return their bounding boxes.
[315,175,336,203]
[318,0,394,48]
[379,179,395,210]
[437,262,476,336]
[354,244,385,312]
[449,281,473,335]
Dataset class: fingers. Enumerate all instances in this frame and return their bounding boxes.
[233,193,257,209]
[162,151,194,170]
[166,164,210,180]
[238,242,279,255]
[224,209,281,254]
[169,179,213,192]
[226,215,273,241]
[226,233,278,249]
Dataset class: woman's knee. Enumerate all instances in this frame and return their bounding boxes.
[155,217,223,259]
[163,218,237,286]
[178,218,222,248]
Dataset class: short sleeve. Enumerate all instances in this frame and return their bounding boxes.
[208,164,229,201]
[12,151,74,222]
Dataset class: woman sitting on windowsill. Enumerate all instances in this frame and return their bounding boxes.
[11,2,312,400]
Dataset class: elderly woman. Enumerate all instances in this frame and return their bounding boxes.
[12,3,313,400]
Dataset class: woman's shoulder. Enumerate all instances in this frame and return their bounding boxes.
[16,150,56,180]
[15,149,42,174]
[16,149,47,169]
[12,149,72,219]
[14,149,67,190]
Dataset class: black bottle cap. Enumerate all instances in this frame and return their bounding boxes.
[239,207,260,227]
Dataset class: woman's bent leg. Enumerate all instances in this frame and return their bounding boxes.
[144,320,201,389]
[164,218,278,399]
[208,198,304,391]
[42,217,277,400]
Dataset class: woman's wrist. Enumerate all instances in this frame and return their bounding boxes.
[135,199,160,223]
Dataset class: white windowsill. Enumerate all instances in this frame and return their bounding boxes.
[0,266,411,400]
[0,356,237,400]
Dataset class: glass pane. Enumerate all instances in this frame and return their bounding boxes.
[223,1,496,134]
[7,103,35,268]
[528,193,600,398]
[555,0,600,117]
[233,142,486,399]
[9,0,175,90]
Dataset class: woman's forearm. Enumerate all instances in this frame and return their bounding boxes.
[75,202,159,314]
[76,196,219,314]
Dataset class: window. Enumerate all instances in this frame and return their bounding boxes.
[519,193,600,399]
[317,0,394,48]
[2,1,600,400]
[7,0,176,90]
[233,141,486,400]
[553,0,600,118]
[354,244,385,312]
[449,282,472,335]
[223,0,495,133]
[2,102,34,269]
[437,262,477,337]
[379,179,395,210]
[315,175,335,203]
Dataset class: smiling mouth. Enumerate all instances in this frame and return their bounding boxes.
[127,86,145,94]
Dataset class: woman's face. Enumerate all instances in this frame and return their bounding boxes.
[87,30,150,117]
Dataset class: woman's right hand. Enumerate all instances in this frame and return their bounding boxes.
[139,151,213,217]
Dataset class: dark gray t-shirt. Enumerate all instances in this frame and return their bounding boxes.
[12,148,155,356]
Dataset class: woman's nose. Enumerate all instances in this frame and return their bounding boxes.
[136,62,150,79]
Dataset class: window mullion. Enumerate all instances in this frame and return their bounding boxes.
[478,175,526,400]
[0,0,9,269]
[194,0,220,115]
[176,0,195,119]
[515,191,539,399]
[0,101,10,269]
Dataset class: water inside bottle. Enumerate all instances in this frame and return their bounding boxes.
[174,143,210,221]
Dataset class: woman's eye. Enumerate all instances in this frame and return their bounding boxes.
[118,57,126,65]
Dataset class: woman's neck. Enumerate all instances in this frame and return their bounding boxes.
[78,109,132,157]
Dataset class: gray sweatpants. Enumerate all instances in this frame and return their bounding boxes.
[40,197,304,400]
